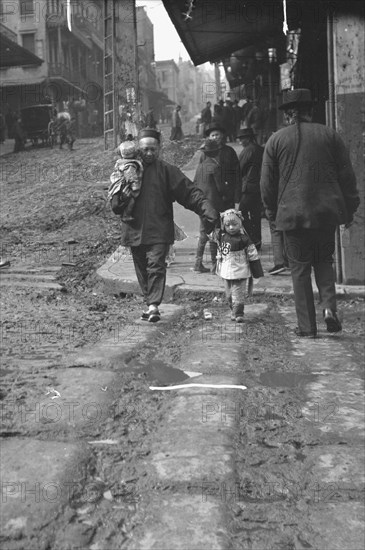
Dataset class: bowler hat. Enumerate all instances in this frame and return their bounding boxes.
[279,88,313,110]
[204,122,225,137]
[138,128,161,142]
[237,128,255,139]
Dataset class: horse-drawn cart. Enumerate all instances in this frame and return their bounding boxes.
[20,104,55,147]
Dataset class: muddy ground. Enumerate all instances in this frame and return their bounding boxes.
[1,137,364,550]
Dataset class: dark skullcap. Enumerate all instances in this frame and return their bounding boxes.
[138,128,161,142]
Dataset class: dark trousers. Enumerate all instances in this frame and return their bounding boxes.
[196,218,217,264]
[131,243,169,307]
[284,226,337,334]
[239,193,262,248]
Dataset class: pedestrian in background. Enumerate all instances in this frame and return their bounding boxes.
[200,101,212,135]
[170,105,183,141]
[12,116,26,153]
[232,100,242,140]
[68,117,76,151]
[245,100,264,145]
[212,103,224,127]
[237,128,264,250]
[193,123,240,273]
[57,117,69,149]
[5,110,16,139]
[209,209,263,322]
[145,108,157,129]
[222,100,235,142]
[260,88,360,337]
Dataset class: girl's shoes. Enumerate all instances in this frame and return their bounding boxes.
[231,314,244,323]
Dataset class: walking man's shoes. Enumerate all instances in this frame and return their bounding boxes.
[148,307,161,323]
[0,259,10,269]
[141,311,149,321]
[323,309,342,333]
[268,264,286,275]
[193,260,210,273]
[294,327,317,338]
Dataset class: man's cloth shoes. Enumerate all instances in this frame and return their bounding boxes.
[323,309,342,333]
[148,308,161,323]
[294,327,317,338]
[0,259,10,269]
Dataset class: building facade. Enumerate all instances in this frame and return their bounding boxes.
[136,5,156,115]
[177,58,216,120]
[155,59,179,105]
[0,0,103,137]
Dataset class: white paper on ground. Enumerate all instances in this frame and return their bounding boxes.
[183,371,203,378]
[150,383,247,391]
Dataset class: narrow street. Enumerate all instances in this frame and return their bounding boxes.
[0,138,364,550]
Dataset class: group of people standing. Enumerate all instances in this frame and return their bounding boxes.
[200,97,264,144]
[108,88,359,338]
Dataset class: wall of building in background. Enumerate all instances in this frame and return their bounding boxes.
[175,59,215,121]
[0,0,103,137]
[136,5,156,114]
[155,59,179,105]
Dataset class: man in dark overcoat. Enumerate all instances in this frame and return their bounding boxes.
[260,88,360,337]
[237,127,264,249]
[111,128,218,322]
[193,123,241,273]
[170,105,183,141]
[200,101,212,128]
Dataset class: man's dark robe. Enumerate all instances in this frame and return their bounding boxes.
[194,145,241,213]
[112,159,217,246]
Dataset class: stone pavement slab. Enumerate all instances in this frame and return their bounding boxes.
[0,439,88,541]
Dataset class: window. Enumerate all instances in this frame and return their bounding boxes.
[19,0,34,15]
[22,33,35,54]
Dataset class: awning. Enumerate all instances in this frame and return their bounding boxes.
[162,0,356,66]
[162,0,285,65]
[0,32,44,68]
